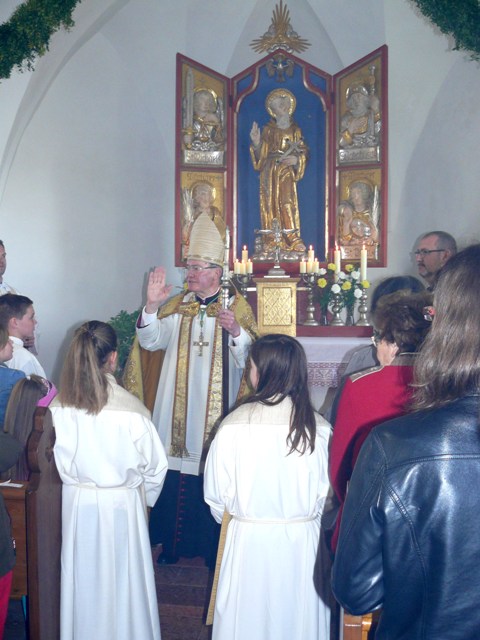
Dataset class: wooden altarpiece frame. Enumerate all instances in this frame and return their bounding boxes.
[175,46,388,272]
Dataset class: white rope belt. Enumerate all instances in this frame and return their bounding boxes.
[71,484,135,490]
[232,514,317,524]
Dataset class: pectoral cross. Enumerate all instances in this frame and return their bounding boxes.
[193,334,209,356]
[193,305,209,356]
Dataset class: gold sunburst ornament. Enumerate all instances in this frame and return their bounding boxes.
[250,1,310,54]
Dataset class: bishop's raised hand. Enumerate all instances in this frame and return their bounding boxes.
[145,266,173,313]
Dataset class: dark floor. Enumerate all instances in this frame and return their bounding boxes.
[4,547,213,640]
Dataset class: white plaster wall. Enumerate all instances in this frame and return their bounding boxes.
[0,0,478,379]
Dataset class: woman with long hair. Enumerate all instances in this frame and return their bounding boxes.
[332,244,480,638]
[204,334,331,640]
[51,321,167,640]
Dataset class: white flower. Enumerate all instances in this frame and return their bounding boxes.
[351,270,360,280]
[338,271,346,279]
[354,288,363,299]
[318,268,327,275]
[331,283,341,294]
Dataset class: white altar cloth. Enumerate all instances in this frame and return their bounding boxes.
[297,336,371,415]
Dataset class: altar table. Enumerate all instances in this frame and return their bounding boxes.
[297,336,371,415]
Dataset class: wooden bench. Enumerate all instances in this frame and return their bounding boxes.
[0,407,61,639]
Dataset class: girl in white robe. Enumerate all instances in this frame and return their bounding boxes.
[51,321,167,640]
[204,334,331,640]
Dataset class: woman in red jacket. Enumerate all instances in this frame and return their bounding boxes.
[329,290,431,551]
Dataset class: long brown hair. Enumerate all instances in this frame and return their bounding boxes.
[412,244,480,410]
[58,321,117,414]
[242,334,316,455]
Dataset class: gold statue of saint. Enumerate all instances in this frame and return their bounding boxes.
[250,89,308,257]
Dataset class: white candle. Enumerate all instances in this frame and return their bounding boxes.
[239,260,246,275]
[307,260,314,273]
[334,246,341,274]
[299,259,306,274]
[234,259,240,275]
[242,245,249,262]
[308,245,315,261]
[360,245,368,281]
[246,259,253,274]
[314,259,320,273]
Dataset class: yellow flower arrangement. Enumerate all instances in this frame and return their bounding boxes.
[316,262,370,314]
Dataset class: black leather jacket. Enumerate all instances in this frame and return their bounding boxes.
[332,395,480,639]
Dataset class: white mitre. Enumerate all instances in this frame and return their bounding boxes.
[186,212,225,267]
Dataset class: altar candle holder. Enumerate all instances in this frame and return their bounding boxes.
[355,289,370,326]
[329,292,345,326]
[300,272,320,327]
[233,273,253,299]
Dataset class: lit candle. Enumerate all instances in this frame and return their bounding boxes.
[234,259,240,275]
[307,260,314,273]
[334,246,341,274]
[239,260,246,275]
[308,245,315,261]
[242,245,249,262]
[360,245,368,281]
[299,259,306,274]
[246,259,253,274]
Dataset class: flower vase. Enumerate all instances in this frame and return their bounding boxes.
[345,304,355,326]
[319,307,328,326]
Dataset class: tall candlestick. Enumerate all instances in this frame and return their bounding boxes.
[334,246,341,274]
[308,245,315,261]
[242,245,248,262]
[360,245,368,281]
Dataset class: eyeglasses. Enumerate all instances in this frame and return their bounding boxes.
[423,305,435,322]
[183,265,218,274]
[413,249,446,257]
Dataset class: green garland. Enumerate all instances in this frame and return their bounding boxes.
[0,0,82,80]
[1,1,477,81]
[410,0,480,61]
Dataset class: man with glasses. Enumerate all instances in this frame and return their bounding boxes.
[413,230,456,289]
[127,212,257,566]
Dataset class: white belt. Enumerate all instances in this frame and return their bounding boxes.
[232,515,317,524]
[72,483,132,490]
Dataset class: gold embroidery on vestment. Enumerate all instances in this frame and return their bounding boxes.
[170,316,192,457]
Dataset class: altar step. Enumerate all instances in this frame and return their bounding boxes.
[155,551,213,640]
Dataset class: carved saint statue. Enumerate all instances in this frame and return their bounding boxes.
[338,66,381,164]
[182,69,225,166]
[250,88,308,257]
[338,180,380,251]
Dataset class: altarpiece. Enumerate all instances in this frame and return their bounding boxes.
[175,3,388,275]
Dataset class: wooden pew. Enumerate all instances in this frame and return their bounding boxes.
[0,483,28,599]
[25,406,62,640]
[343,610,381,640]
[343,612,373,640]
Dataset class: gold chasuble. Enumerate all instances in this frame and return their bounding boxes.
[123,289,257,457]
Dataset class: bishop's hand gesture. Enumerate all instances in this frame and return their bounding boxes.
[145,267,173,314]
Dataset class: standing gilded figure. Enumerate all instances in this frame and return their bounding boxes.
[250,89,308,257]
